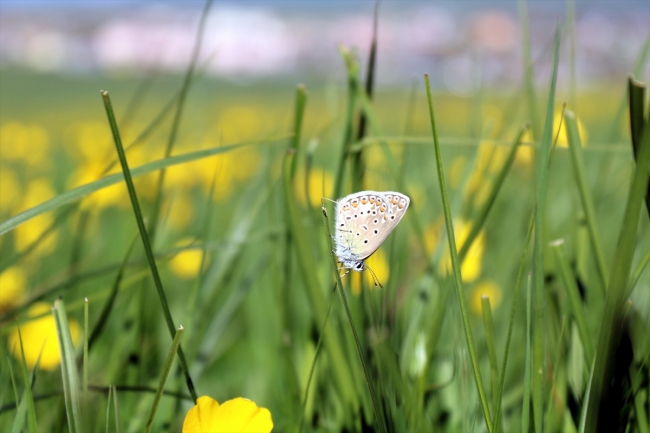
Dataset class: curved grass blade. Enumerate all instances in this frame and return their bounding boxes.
[14,328,37,433]
[481,296,500,426]
[53,299,83,433]
[565,110,609,293]
[144,325,184,433]
[0,136,287,236]
[532,24,561,433]
[584,90,650,432]
[522,274,533,433]
[628,77,649,214]
[101,90,197,402]
[425,73,492,432]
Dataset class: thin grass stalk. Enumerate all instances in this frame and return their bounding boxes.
[333,46,359,199]
[551,241,595,363]
[532,25,561,433]
[52,299,83,433]
[83,298,88,393]
[518,0,539,139]
[147,0,213,240]
[145,326,184,433]
[424,73,493,432]
[0,136,287,236]
[112,385,121,433]
[105,386,112,433]
[281,150,358,409]
[100,90,197,402]
[628,77,649,214]
[565,110,609,293]
[458,123,528,260]
[7,358,26,433]
[481,296,500,427]
[522,274,533,433]
[584,91,650,432]
[627,248,650,297]
[493,212,534,433]
[15,328,37,433]
[320,200,386,433]
[289,84,307,177]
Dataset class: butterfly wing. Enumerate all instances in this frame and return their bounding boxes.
[335,191,410,264]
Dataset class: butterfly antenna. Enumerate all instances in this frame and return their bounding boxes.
[364,264,383,288]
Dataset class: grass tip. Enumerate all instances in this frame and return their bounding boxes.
[549,238,565,247]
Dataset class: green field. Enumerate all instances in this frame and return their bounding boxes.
[0,24,649,433]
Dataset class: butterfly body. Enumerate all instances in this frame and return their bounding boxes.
[334,191,410,272]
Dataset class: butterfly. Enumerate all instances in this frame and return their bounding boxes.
[334,191,410,275]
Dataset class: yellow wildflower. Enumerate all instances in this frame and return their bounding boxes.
[9,302,81,371]
[294,167,333,208]
[67,160,126,209]
[0,122,50,168]
[470,280,503,315]
[554,110,588,148]
[427,219,485,283]
[163,195,195,232]
[219,105,263,143]
[14,179,59,255]
[168,238,204,279]
[183,396,273,433]
[464,141,507,207]
[0,168,21,214]
[0,266,26,312]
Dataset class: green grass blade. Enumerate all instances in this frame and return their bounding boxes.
[481,296,500,426]
[281,150,358,410]
[320,199,386,433]
[518,0,539,139]
[532,24,561,433]
[15,328,37,433]
[144,325,184,433]
[289,84,307,177]
[7,357,26,433]
[552,241,595,363]
[425,73,493,432]
[113,385,121,433]
[493,212,534,433]
[0,136,287,236]
[100,90,197,402]
[83,298,88,394]
[458,123,528,260]
[565,110,609,293]
[52,299,83,433]
[628,77,649,214]
[584,91,650,432]
[522,274,533,433]
[627,248,650,296]
[577,360,595,433]
[105,386,112,433]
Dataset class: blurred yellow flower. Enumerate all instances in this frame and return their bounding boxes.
[427,219,485,283]
[14,179,59,255]
[464,141,507,208]
[469,280,503,315]
[168,238,204,279]
[294,167,333,208]
[163,195,195,231]
[219,105,263,143]
[0,266,26,312]
[0,122,50,168]
[449,156,467,189]
[183,396,273,433]
[9,302,81,371]
[68,160,127,209]
[347,248,390,295]
[364,142,403,173]
[0,168,21,214]
[68,121,112,160]
[194,146,261,200]
[554,110,588,148]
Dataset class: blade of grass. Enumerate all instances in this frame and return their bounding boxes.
[481,295,500,428]
[532,24,561,433]
[53,299,83,433]
[7,357,26,433]
[565,110,609,293]
[144,325,184,433]
[584,91,650,432]
[493,212,534,433]
[320,198,386,433]
[146,0,213,241]
[425,73,492,432]
[522,274,533,433]
[458,123,529,260]
[105,386,112,433]
[289,84,307,177]
[113,385,121,433]
[83,298,88,394]
[100,90,197,402]
[281,150,358,410]
[15,328,37,433]
[551,241,595,363]
[0,136,287,236]
[627,247,650,297]
[628,76,649,214]
[518,0,539,139]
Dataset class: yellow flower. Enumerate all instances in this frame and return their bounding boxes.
[219,106,263,143]
[162,195,195,231]
[554,110,588,148]
[168,238,204,279]
[0,168,21,214]
[9,302,81,371]
[14,179,59,255]
[294,167,333,208]
[0,266,26,312]
[0,122,50,168]
[427,219,485,283]
[183,396,273,433]
[469,280,503,315]
[346,248,390,295]
[67,160,127,209]
[464,141,507,207]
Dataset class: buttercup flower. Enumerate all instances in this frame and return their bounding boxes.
[0,168,21,214]
[554,110,588,148]
[470,280,503,315]
[294,167,333,208]
[347,247,390,295]
[0,266,26,312]
[183,396,273,433]
[9,302,81,371]
[0,121,50,168]
[427,219,486,283]
[168,238,204,279]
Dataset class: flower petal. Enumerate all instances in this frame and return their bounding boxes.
[183,396,273,433]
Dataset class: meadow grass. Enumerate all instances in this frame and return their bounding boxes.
[0,6,649,433]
